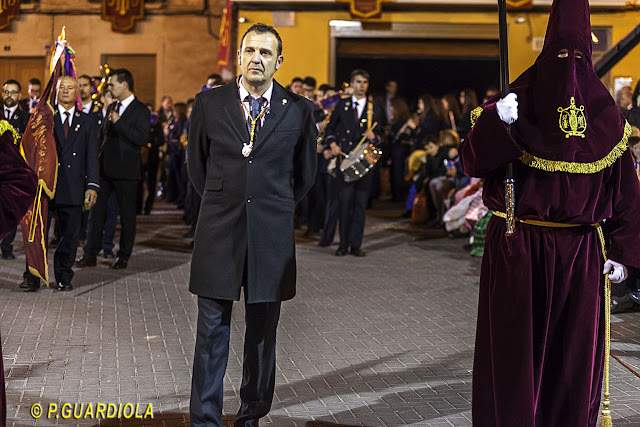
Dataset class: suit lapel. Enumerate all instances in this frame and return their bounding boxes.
[223,82,250,141]
[53,110,66,150]
[254,81,289,150]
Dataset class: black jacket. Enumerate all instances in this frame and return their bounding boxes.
[53,109,100,206]
[100,97,150,180]
[324,97,383,155]
[187,79,317,303]
[2,105,30,135]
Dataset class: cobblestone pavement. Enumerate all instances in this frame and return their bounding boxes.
[1,203,639,426]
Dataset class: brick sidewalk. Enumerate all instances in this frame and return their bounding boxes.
[1,204,639,426]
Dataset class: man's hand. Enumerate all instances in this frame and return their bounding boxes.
[84,189,98,210]
[109,110,121,124]
[323,149,334,160]
[496,93,518,125]
[603,259,628,283]
[330,142,341,156]
[363,129,376,141]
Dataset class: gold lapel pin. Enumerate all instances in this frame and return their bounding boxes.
[282,99,287,105]
[75,124,80,131]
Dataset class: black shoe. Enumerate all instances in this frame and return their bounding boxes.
[57,281,73,291]
[112,256,129,269]
[23,280,40,292]
[611,294,638,314]
[317,241,331,247]
[2,251,15,260]
[102,249,115,259]
[75,255,97,267]
[350,248,366,257]
[335,248,348,256]
[19,278,34,289]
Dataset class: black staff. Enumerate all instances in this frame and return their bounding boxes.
[498,0,516,236]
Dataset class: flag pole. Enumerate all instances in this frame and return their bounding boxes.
[499,0,515,236]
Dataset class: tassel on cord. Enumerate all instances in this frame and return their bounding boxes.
[595,225,612,427]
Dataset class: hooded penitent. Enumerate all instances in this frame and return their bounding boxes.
[460,0,640,426]
[505,0,629,165]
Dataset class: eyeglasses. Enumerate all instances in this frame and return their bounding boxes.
[3,90,19,95]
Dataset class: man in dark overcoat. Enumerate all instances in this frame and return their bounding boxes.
[187,23,317,426]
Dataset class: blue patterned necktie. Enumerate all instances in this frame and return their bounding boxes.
[247,96,264,134]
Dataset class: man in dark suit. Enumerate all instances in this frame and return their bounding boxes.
[21,76,100,292]
[188,23,317,426]
[1,79,31,260]
[18,78,42,114]
[77,69,150,269]
[324,69,382,257]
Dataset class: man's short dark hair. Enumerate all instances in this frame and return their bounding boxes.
[3,79,21,92]
[207,73,223,86]
[77,74,92,83]
[303,77,316,88]
[291,77,303,84]
[109,68,134,92]
[318,84,333,93]
[29,78,42,86]
[349,69,370,83]
[241,23,283,56]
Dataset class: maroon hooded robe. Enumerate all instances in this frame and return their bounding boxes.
[0,121,38,427]
[459,0,640,425]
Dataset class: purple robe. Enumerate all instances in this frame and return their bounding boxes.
[460,104,640,426]
[0,124,38,426]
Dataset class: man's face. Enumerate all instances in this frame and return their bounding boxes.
[290,81,302,95]
[302,83,314,100]
[238,31,283,87]
[77,78,93,102]
[425,142,439,157]
[161,97,173,111]
[107,76,126,100]
[620,92,633,110]
[351,75,369,99]
[2,83,21,108]
[386,81,397,98]
[57,77,78,106]
[28,84,41,100]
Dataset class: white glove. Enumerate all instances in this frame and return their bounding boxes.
[603,259,628,284]
[496,93,518,125]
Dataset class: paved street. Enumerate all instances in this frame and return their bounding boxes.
[1,203,639,426]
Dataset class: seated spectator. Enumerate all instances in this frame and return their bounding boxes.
[441,94,462,133]
[414,94,446,150]
[458,88,479,138]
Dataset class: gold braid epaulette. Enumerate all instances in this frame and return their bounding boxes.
[470,106,483,128]
[0,120,20,145]
[519,122,631,174]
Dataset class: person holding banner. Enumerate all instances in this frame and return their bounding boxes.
[459,0,640,425]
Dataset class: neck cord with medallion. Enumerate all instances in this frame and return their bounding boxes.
[239,98,268,157]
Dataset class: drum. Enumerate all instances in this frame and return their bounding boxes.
[340,143,382,183]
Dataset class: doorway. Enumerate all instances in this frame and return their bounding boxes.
[0,57,47,94]
[102,54,156,107]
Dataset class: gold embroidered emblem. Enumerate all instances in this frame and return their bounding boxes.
[557,97,587,138]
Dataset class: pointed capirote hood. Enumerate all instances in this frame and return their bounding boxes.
[542,0,593,60]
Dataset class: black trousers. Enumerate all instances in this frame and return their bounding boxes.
[86,177,139,258]
[319,174,339,245]
[338,171,373,250]
[0,229,16,254]
[190,297,281,427]
[25,203,81,284]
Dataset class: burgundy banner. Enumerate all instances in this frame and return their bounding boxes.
[0,0,20,31]
[217,0,233,73]
[102,0,145,33]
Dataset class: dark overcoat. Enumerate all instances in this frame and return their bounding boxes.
[187,79,317,303]
[53,109,100,205]
[100,98,150,180]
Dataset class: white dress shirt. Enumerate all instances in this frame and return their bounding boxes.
[116,93,136,115]
[352,95,366,119]
[58,105,76,126]
[82,102,93,114]
[4,104,18,119]
[239,77,273,126]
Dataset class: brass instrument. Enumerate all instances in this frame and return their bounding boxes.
[91,63,111,107]
[316,111,332,153]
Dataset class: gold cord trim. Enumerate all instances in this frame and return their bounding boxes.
[519,122,632,174]
[0,120,20,144]
[470,106,483,128]
[492,210,613,424]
